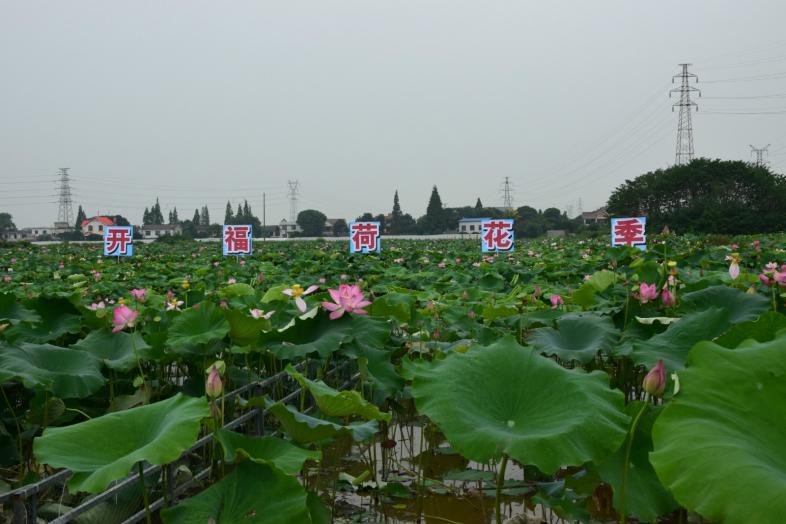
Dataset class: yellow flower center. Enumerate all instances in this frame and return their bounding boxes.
[290,284,304,297]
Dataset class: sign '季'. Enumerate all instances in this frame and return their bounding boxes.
[481,219,515,253]
[104,226,133,257]
[611,217,647,251]
[349,221,381,254]
[223,225,253,256]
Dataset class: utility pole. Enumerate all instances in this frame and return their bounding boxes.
[500,177,514,212]
[287,180,300,223]
[671,64,700,165]
[750,144,771,167]
[56,168,74,226]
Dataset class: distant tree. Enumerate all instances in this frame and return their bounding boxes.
[243,200,251,216]
[201,205,210,226]
[516,205,539,222]
[0,213,16,237]
[112,215,131,227]
[332,219,348,236]
[143,207,151,225]
[192,208,201,224]
[358,212,375,221]
[236,203,243,219]
[608,158,786,234]
[152,198,164,224]
[420,186,446,234]
[297,209,327,237]
[225,201,234,224]
[170,207,179,224]
[390,191,406,234]
[74,205,87,230]
[475,198,483,209]
[181,219,197,238]
[168,210,173,224]
[374,214,387,231]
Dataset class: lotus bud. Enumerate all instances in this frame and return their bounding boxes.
[550,294,564,309]
[729,261,740,280]
[661,288,676,307]
[642,360,666,397]
[205,364,224,399]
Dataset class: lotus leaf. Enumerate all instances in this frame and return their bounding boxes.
[528,313,619,364]
[34,393,209,493]
[650,335,786,524]
[412,336,629,473]
[215,429,320,475]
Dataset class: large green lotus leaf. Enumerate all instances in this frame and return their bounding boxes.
[593,402,677,522]
[0,343,105,398]
[632,307,730,370]
[0,293,40,325]
[167,302,230,349]
[411,336,629,473]
[70,330,152,372]
[34,394,209,493]
[266,401,378,444]
[224,309,271,346]
[650,336,786,524]
[215,429,320,475]
[262,314,353,360]
[160,461,311,524]
[572,270,617,308]
[342,339,404,404]
[285,365,391,422]
[528,313,620,364]
[306,491,331,524]
[369,292,417,323]
[679,285,769,324]
[714,311,786,348]
[5,298,81,343]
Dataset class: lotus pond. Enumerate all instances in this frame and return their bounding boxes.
[1,235,785,524]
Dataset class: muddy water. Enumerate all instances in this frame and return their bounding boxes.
[308,423,569,524]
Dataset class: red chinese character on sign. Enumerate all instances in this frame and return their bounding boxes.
[350,222,380,253]
[482,220,514,252]
[104,227,132,256]
[613,218,645,246]
[224,225,251,255]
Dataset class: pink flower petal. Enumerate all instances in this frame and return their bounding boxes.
[329,308,345,320]
[322,301,341,311]
[295,296,307,313]
[303,285,319,295]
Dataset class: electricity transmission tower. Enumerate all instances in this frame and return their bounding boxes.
[500,177,514,211]
[287,180,300,222]
[670,64,700,165]
[56,168,74,226]
[750,144,771,167]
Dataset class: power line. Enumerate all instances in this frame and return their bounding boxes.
[287,180,300,222]
[750,144,771,167]
[671,64,700,165]
[500,177,513,211]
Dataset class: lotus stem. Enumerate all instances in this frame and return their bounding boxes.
[620,401,648,524]
[0,385,23,474]
[138,461,152,524]
[495,454,509,524]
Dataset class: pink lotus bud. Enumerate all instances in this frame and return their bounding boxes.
[729,262,740,280]
[550,294,564,309]
[642,360,666,397]
[205,365,223,399]
[661,288,676,307]
[638,283,659,304]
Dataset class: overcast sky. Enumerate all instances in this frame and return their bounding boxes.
[3,1,786,228]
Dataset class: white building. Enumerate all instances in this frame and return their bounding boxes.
[278,219,302,238]
[139,224,182,238]
[81,216,115,237]
[458,217,487,235]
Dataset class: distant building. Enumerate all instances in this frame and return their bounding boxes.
[139,224,182,238]
[581,207,608,225]
[546,229,566,238]
[81,216,114,237]
[458,217,488,235]
[279,219,302,238]
[324,218,346,236]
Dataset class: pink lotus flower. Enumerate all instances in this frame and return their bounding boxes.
[130,288,147,302]
[166,298,184,311]
[112,305,139,333]
[249,308,275,320]
[642,360,666,397]
[9,258,16,264]
[88,301,106,311]
[283,284,319,313]
[638,283,659,304]
[318,277,326,284]
[661,288,676,307]
[3,276,11,283]
[550,294,564,309]
[322,284,372,320]
[227,278,237,285]
[340,274,348,280]
[437,261,446,269]
[239,260,246,266]
[760,273,772,286]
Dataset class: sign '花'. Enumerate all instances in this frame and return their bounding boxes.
[611,217,647,250]
[349,221,381,254]
[104,226,133,257]
[223,225,253,256]
[481,219,515,253]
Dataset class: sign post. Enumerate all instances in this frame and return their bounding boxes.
[481,219,515,253]
[223,225,253,256]
[103,226,133,258]
[349,221,381,254]
[611,217,647,250]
